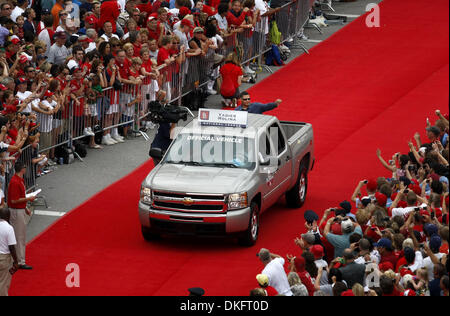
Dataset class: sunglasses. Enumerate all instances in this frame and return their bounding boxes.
[242,98,250,101]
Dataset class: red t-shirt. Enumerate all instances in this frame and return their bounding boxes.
[133,43,142,57]
[141,59,153,73]
[99,0,120,32]
[70,78,86,117]
[298,271,315,296]
[116,58,131,80]
[380,251,399,268]
[147,27,160,41]
[7,174,27,209]
[157,46,171,66]
[264,286,278,296]
[136,2,153,15]
[219,62,242,98]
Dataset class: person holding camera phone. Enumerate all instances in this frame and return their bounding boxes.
[390,186,428,218]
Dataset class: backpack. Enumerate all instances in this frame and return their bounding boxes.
[269,20,282,45]
[55,145,75,164]
[74,141,87,158]
[265,45,284,66]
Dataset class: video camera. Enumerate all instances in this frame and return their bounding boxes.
[147,99,189,124]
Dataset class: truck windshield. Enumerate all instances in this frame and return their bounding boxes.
[164,133,256,170]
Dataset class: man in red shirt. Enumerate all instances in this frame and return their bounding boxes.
[7,162,36,270]
[99,0,120,33]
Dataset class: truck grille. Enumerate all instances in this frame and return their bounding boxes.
[152,191,226,213]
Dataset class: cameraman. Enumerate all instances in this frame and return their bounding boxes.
[149,91,175,164]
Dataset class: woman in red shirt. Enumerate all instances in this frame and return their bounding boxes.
[219,52,243,107]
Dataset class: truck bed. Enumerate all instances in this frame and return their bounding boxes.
[280,121,313,164]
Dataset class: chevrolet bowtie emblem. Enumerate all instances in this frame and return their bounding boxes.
[183,197,194,206]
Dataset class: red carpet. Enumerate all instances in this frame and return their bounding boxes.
[10,0,449,295]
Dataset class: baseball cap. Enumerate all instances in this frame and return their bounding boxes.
[374,238,392,250]
[256,274,269,287]
[19,55,28,64]
[361,198,372,207]
[180,19,193,28]
[304,210,319,224]
[15,77,27,85]
[44,90,54,98]
[147,15,156,22]
[375,192,387,207]
[85,15,97,25]
[257,248,270,262]
[341,219,353,234]
[78,35,93,43]
[193,26,204,33]
[0,84,7,91]
[378,261,394,272]
[426,126,440,137]
[54,31,67,39]
[429,234,442,251]
[10,35,20,45]
[339,200,352,213]
[294,256,305,272]
[301,232,315,245]
[179,6,191,17]
[424,223,438,236]
[310,244,324,260]
[366,179,377,191]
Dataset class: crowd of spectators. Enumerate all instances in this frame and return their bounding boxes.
[0,0,309,193]
[252,109,449,296]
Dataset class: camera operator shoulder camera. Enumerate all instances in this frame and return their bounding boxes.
[147,94,190,164]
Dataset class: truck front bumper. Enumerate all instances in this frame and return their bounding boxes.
[138,201,251,235]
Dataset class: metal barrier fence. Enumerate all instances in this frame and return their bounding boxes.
[2,0,313,199]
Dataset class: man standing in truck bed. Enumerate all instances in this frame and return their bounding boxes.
[235,91,282,114]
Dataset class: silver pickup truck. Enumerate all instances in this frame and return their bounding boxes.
[139,113,314,246]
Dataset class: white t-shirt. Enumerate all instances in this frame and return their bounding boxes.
[408,251,424,273]
[254,0,269,34]
[262,257,293,296]
[100,33,120,42]
[423,253,445,281]
[16,90,35,113]
[0,219,16,255]
[36,100,55,133]
[391,204,427,218]
[11,6,24,22]
[38,29,52,56]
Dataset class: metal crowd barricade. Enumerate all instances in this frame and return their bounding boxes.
[32,0,314,154]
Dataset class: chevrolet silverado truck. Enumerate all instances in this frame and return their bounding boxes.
[139,111,314,246]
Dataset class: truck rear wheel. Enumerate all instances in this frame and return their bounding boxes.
[286,163,308,208]
[141,226,160,241]
[238,202,259,247]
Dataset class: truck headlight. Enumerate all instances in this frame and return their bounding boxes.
[140,186,153,205]
[227,192,248,210]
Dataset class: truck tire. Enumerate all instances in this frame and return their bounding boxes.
[286,163,308,208]
[238,202,259,247]
[141,226,160,241]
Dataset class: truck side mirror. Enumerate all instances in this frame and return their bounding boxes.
[258,153,271,166]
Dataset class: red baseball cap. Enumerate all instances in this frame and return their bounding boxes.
[409,184,421,195]
[10,35,20,45]
[400,268,414,277]
[44,90,54,98]
[366,179,377,192]
[294,256,305,272]
[0,84,8,91]
[378,261,393,272]
[179,6,191,17]
[331,222,342,235]
[375,192,387,207]
[310,244,324,260]
[85,15,97,25]
[180,19,193,28]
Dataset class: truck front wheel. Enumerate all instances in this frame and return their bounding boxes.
[286,164,308,208]
[238,202,259,247]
